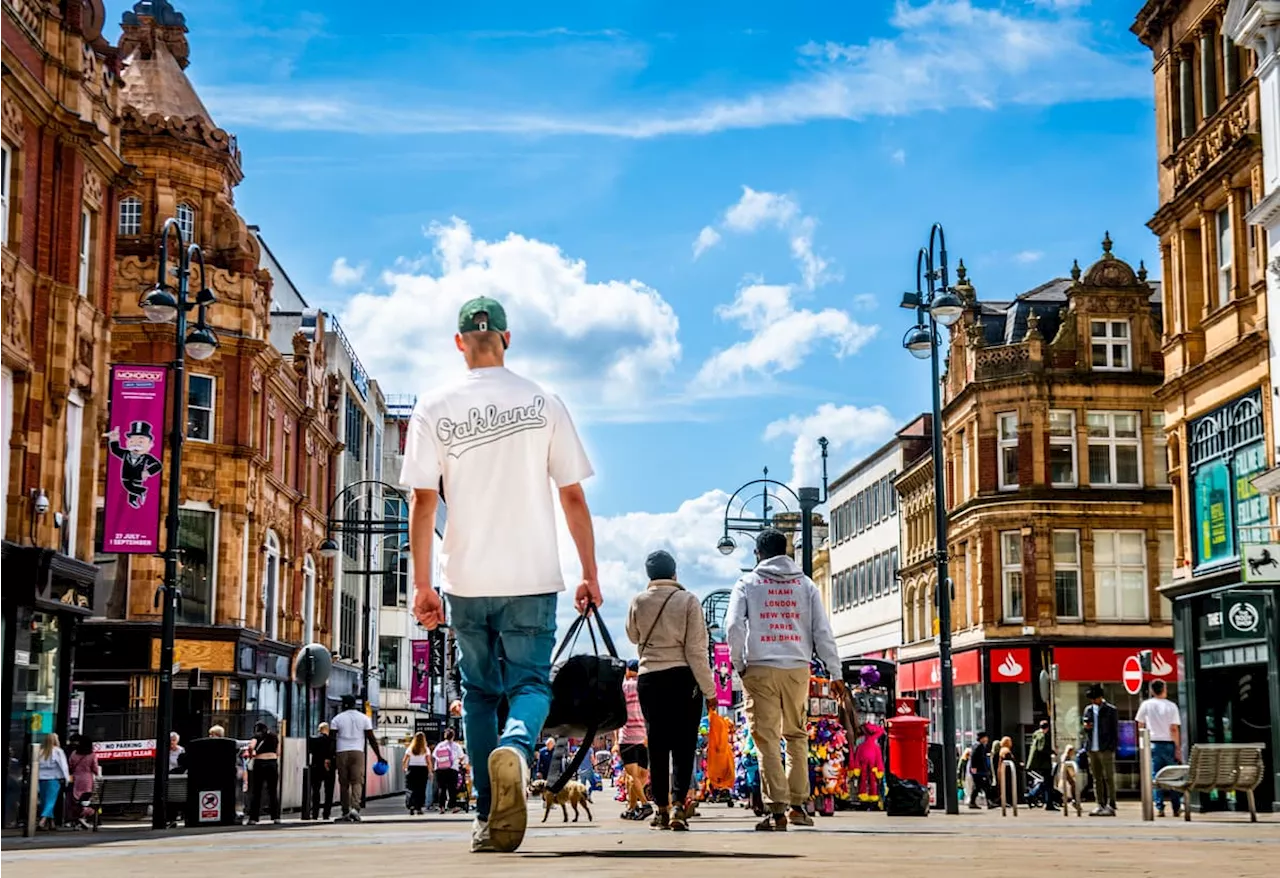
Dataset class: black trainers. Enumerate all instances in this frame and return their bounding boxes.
[755,812,787,831]
[649,809,669,830]
[669,805,688,831]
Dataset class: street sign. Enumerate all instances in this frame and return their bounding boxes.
[1122,656,1143,695]
[198,790,221,823]
[1241,543,1280,583]
[1221,594,1267,640]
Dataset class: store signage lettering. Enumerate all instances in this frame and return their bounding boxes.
[1221,593,1267,641]
[94,739,157,760]
[1234,444,1269,530]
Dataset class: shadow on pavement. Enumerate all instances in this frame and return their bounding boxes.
[525,851,798,860]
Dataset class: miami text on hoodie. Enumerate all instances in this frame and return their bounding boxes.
[726,555,841,675]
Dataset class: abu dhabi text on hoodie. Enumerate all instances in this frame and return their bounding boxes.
[725,555,840,675]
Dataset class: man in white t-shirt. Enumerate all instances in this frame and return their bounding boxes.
[330,694,384,822]
[402,296,599,854]
[1135,679,1182,817]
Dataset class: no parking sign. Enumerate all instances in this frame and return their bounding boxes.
[199,790,222,823]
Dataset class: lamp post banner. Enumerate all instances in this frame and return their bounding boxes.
[103,365,168,553]
[410,639,431,705]
[713,643,733,706]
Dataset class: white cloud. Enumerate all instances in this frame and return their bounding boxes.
[891,148,907,165]
[338,218,680,418]
[692,225,722,258]
[852,293,879,311]
[1013,250,1044,264]
[764,403,899,486]
[330,257,366,286]
[694,283,877,388]
[202,2,1148,138]
[696,187,833,290]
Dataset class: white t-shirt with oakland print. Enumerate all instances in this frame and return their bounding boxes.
[400,366,593,598]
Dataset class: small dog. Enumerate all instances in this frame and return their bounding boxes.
[529,778,594,823]
[1058,747,1084,817]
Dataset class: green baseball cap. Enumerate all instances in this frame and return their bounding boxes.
[458,297,508,334]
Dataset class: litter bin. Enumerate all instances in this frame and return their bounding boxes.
[184,736,239,826]
[887,715,930,786]
[927,742,944,807]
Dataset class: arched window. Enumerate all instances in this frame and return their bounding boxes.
[118,196,142,236]
[904,583,918,642]
[176,201,195,241]
[263,529,280,639]
[302,554,316,643]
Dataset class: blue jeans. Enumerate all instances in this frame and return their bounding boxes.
[38,779,61,819]
[1151,741,1182,812]
[448,593,557,820]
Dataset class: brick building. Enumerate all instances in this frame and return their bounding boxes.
[895,245,1176,793]
[73,1,340,743]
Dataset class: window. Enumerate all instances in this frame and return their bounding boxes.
[872,481,881,523]
[262,529,280,638]
[1,367,12,537]
[1094,530,1148,621]
[281,421,293,485]
[1087,412,1141,487]
[1052,530,1081,620]
[1215,205,1232,307]
[176,201,195,242]
[302,555,316,642]
[889,471,898,513]
[118,196,142,236]
[379,637,402,690]
[960,430,972,500]
[1090,320,1131,371]
[178,508,216,624]
[78,208,93,297]
[64,393,84,557]
[345,396,364,461]
[1189,391,1267,567]
[1,142,12,245]
[1158,530,1175,621]
[1049,410,1077,486]
[187,375,214,442]
[1245,190,1257,281]
[998,413,1019,490]
[1001,531,1023,622]
[382,541,408,608]
[889,547,899,591]
[1151,411,1169,486]
[339,586,358,659]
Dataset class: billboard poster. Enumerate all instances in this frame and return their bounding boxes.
[410,639,431,705]
[103,365,167,553]
[712,642,733,706]
[1193,458,1232,566]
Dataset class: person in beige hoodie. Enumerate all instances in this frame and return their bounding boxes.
[626,550,718,831]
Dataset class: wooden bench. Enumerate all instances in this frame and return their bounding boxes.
[91,775,188,830]
[1153,743,1266,822]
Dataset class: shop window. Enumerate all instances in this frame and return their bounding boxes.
[1001,531,1023,622]
[1090,320,1131,371]
[1151,411,1169,486]
[188,374,215,442]
[998,413,1019,491]
[1087,411,1142,487]
[1094,530,1148,621]
[178,507,216,624]
[1049,410,1077,487]
[1053,530,1081,621]
[1215,205,1232,308]
[118,195,142,236]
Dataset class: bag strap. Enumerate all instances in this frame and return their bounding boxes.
[550,602,619,663]
[548,723,597,795]
[637,589,680,662]
[586,603,619,658]
[551,611,590,666]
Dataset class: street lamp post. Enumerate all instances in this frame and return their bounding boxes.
[899,222,964,815]
[137,217,220,829]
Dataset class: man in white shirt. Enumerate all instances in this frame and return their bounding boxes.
[330,694,384,822]
[1135,679,1182,817]
[403,296,600,854]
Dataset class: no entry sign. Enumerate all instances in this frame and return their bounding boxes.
[1121,655,1143,695]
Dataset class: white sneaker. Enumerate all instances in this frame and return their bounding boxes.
[487,746,529,853]
[349,809,362,822]
[471,818,495,853]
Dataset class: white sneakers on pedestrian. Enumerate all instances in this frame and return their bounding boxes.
[471,817,495,853]
[486,746,529,853]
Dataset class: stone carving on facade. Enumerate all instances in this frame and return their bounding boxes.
[1171,97,1254,192]
[7,0,42,40]
[2,94,26,144]
[976,342,1031,379]
[82,170,105,210]
[251,367,262,391]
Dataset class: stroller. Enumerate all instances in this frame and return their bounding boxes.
[456,762,473,812]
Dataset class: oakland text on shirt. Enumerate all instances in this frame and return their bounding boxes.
[756,583,804,644]
[436,396,548,458]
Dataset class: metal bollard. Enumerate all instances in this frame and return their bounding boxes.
[25,743,39,838]
[1139,726,1154,821]
[999,760,1019,816]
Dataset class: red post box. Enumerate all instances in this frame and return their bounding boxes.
[887,715,930,786]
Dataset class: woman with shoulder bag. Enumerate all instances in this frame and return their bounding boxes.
[626,550,717,831]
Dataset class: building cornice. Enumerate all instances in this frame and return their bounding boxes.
[1155,329,1268,400]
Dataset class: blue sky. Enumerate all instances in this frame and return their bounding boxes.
[114,0,1159,626]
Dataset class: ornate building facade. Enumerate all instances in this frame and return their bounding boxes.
[74,1,339,742]
[896,244,1175,793]
[2,0,126,828]
[1135,0,1280,812]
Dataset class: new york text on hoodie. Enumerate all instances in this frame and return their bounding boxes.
[726,555,840,675]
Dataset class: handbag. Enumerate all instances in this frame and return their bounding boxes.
[543,603,627,793]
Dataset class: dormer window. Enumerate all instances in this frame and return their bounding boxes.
[1091,319,1131,371]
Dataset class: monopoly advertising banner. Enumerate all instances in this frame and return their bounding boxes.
[712,642,733,706]
[410,639,431,705]
[103,365,167,553]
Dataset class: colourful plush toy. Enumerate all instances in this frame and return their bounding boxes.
[850,723,886,805]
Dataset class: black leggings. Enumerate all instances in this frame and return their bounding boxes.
[435,768,459,809]
[249,761,280,821]
[637,666,703,809]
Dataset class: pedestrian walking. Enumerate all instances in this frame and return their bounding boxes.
[36,733,68,831]
[1136,679,1182,817]
[626,549,717,831]
[331,695,385,822]
[67,735,100,830]
[1082,684,1119,816]
[307,722,336,820]
[434,730,465,813]
[403,732,433,815]
[536,737,556,781]
[726,528,841,832]
[403,295,599,854]
[1026,720,1055,809]
[247,721,281,825]
[618,660,653,821]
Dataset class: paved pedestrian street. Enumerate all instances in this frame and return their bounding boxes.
[4,799,1277,878]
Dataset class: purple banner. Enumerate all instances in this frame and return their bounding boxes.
[410,640,431,705]
[713,642,733,706]
[103,365,167,553]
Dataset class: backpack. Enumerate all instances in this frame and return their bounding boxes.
[542,603,627,793]
[433,743,454,770]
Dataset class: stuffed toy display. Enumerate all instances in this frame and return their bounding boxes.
[849,722,887,807]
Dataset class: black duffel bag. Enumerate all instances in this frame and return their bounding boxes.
[542,603,627,793]
[885,776,931,817]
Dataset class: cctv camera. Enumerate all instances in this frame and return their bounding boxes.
[33,490,50,515]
